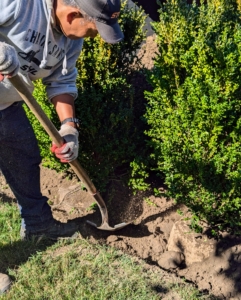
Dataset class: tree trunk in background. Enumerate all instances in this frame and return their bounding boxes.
[133,0,201,21]
[132,0,160,21]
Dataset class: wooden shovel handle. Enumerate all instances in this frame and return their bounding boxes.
[9,75,97,195]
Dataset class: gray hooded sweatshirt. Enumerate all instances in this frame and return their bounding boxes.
[0,0,83,110]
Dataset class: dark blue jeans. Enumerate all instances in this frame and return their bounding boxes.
[0,102,53,231]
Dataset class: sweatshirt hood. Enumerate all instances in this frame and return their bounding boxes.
[41,0,68,75]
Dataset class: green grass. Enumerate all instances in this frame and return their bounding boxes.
[0,200,216,300]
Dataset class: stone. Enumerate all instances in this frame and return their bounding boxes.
[157,251,185,270]
[167,220,216,266]
[106,235,119,243]
[0,273,11,294]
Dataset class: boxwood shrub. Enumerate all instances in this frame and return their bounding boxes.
[144,0,241,231]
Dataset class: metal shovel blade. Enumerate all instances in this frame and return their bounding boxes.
[87,192,131,231]
[86,220,130,231]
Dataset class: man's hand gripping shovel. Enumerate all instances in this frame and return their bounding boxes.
[9,75,130,231]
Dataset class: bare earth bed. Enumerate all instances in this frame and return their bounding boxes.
[1,35,241,299]
[1,161,241,299]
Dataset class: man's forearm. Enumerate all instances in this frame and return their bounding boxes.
[52,94,76,128]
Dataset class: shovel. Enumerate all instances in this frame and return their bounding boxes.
[9,74,130,231]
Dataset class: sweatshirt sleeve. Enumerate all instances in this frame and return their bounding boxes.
[42,39,83,102]
[0,0,21,26]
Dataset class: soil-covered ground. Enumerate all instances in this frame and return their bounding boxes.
[1,163,241,299]
[1,33,241,299]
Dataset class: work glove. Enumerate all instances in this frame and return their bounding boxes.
[51,124,79,163]
[0,42,20,81]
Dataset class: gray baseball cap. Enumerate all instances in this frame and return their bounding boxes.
[75,0,124,44]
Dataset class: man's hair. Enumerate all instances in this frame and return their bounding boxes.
[62,0,79,8]
[62,0,95,22]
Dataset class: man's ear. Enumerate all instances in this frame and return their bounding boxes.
[67,11,81,24]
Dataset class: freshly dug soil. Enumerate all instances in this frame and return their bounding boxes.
[1,164,241,299]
